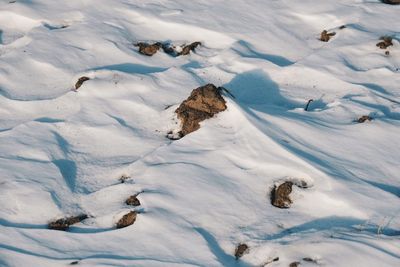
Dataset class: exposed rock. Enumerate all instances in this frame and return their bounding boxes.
[116,211,137,229]
[376,36,393,49]
[234,243,249,260]
[178,42,202,56]
[125,194,141,206]
[289,262,300,267]
[382,0,400,4]
[357,115,372,123]
[271,182,293,208]
[75,76,90,90]
[135,42,162,56]
[175,84,227,136]
[262,257,280,266]
[119,174,131,183]
[319,30,336,42]
[48,214,88,231]
[339,25,346,30]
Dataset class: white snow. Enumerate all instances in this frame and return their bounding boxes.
[0,0,399,266]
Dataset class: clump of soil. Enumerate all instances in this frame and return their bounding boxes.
[382,0,400,4]
[135,42,162,56]
[162,41,202,56]
[357,115,373,123]
[175,84,227,136]
[376,36,393,49]
[116,211,137,229]
[48,214,88,231]
[319,30,336,42]
[234,243,249,260]
[125,194,141,206]
[271,182,293,208]
[75,76,90,90]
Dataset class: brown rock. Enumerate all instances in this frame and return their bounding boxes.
[320,30,336,42]
[382,0,400,4]
[376,36,393,49]
[116,211,137,229]
[48,214,88,231]
[175,84,227,136]
[234,243,249,260]
[135,42,162,56]
[75,76,90,90]
[357,115,372,123]
[178,42,202,56]
[125,194,141,206]
[271,182,293,208]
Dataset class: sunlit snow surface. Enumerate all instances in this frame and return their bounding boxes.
[0,0,399,266]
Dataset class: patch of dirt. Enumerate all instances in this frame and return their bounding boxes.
[126,194,141,206]
[135,42,162,56]
[376,36,393,49]
[175,84,227,136]
[271,182,293,208]
[357,115,372,123]
[234,243,249,260]
[319,30,336,42]
[116,211,137,229]
[75,76,90,90]
[48,214,88,231]
[382,0,400,4]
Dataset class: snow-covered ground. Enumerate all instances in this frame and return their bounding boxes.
[0,0,399,266]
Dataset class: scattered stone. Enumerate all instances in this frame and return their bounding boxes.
[135,42,162,56]
[271,182,293,209]
[75,76,90,90]
[385,50,390,56]
[319,30,336,42]
[166,130,184,140]
[339,25,346,30]
[262,257,280,266]
[357,115,372,123]
[289,262,300,267]
[376,36,393,49]
[178,42,202,56]
[382,0,400,4]
[125,194,141,206]
[70,261,79,265]
[175,84,227,136]
[303,257,318,263]
[48,214,88,231]
[119,174,131,183]
[234,243,249,260]
[116,211,137,229]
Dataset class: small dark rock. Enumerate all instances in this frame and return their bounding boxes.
[357,115,372,123]
[70,261,79,265]
[320,30,336,42]
[339,25,346,30]
[289,262,300,267]
[125,194,141,206]
[382,0,400,4]
[48,214,88,231]
[116,211,137,229]
[234,243,249,260]
[271,182,293,208]
[75,76,90,90]
[135,42,162,56]
[178,42,202,56]
[376,36,393,49]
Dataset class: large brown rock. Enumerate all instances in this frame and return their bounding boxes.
[48,214,88,231]
[135,42,162,56]
[116,211,137,229]
[271,182,293,208]
[175,84,227,136]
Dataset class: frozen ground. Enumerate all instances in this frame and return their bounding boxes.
[0,0,399,266]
